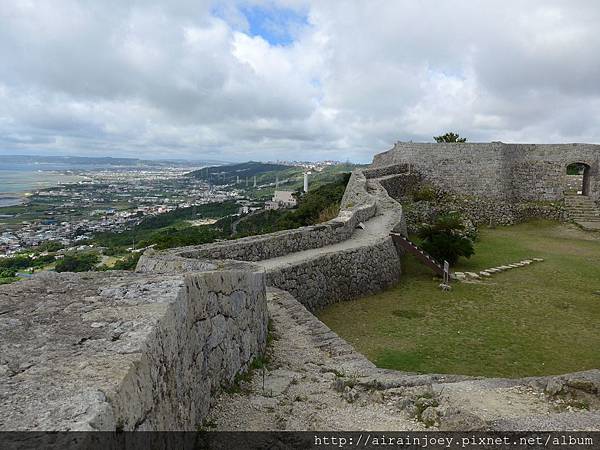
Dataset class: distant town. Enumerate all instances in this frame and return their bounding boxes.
[0,158,354,260]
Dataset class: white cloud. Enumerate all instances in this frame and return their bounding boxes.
[0,0,599,162]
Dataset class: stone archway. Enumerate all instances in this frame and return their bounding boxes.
[565,162,591,196]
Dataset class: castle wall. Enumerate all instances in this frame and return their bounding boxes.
[372,142,511,199]
[137,170,405,311]
[372,142,600,203]
[503,144,600,202]
[178,171,377,262]
[0,269,267,431]
[265,237,400,311]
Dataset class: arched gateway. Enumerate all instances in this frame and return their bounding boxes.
[565,162,592,196]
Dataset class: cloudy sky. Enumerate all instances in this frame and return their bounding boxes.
[1,1,599,162]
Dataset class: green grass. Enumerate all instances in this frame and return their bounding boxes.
[317,220,600,378]
[0,277,20,285]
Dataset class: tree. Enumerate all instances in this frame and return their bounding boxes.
[417,213,475,265]
[55,253,100,273]
[434,132,467,143]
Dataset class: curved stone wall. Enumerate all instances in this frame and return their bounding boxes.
[171,171,378,263]
[266,238,401,311]
[137,169,406,311]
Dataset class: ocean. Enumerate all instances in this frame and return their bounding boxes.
[0,162,87,207]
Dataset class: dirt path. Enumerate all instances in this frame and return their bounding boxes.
[205,289,423,431]
[206,289,600,431]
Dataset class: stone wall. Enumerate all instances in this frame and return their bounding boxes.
[266,238,400,311]
[0,269,267,431]
[377,173,423,201]
[137,169,405,311]
[169,171,377,263]
[403,196,565,231]
[372,142,600,203]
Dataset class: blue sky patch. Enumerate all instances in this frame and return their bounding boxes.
[240,4,309,46]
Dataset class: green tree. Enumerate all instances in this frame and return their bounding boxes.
[417,213,475,265]
[434,132,467,143]
[55,253,100,273]
[36,240,64,253]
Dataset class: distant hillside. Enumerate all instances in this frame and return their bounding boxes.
[187,161,293,185]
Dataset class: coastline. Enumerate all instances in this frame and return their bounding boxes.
[0,194,26,207]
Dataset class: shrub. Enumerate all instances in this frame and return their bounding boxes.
[110,253,142,270]
[413,186,437,202]
[417,212,475,265]
[317,204,340,223]
[0,269,17,278]
[55,253,100,273]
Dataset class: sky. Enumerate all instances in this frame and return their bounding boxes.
[1,0,600,163]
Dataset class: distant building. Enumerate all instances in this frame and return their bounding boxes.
[265,191,297,210]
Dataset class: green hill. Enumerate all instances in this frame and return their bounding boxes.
[187,161,293,185]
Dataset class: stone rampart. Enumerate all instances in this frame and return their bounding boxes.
[137,169,405,311]
[372,142,600,203]
[369,142,600,224]
[0,269,267,431]
[265,237,400,311]
[165,171,377,264]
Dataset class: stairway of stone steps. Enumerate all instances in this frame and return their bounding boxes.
[564,195,600,222]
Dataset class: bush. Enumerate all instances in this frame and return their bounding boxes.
[417,213,475,265]
[36,240,64,253]
[98,253,141,271]
[55,253,100,273]
[0,269,17,278]
[111,253,142,270]
[0,256,32,271]
[413,186,437,202]
[235,173,350,236]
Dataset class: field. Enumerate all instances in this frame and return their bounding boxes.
[317,220,600,378]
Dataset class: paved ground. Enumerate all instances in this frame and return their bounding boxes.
[257,210,396,272]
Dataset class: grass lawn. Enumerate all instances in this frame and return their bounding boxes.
[317,220,600,378]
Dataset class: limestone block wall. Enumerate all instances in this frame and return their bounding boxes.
[0,269,267,431]
[504,144,600,202]
[377,173,423,201]
[372,142,510,199]
[370,142,600,224]
[137,168,406,311]
[362,163,411,179]
[265,238,401,311]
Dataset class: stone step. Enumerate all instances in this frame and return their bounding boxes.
[569,215,599,219]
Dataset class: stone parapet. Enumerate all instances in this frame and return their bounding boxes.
[0,269,267,431]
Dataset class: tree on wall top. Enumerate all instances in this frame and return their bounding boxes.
[434,132,467,143]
